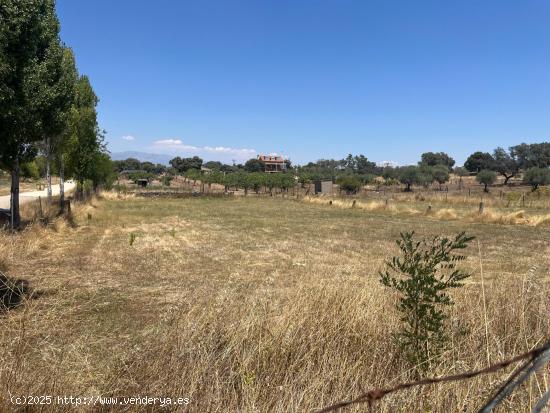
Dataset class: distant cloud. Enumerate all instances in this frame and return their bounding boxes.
[376,160,399,167]
[154,138,183,146]
[122,135,135,141]
[151,138,256,161]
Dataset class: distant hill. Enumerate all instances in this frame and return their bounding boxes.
[111,151,172,165]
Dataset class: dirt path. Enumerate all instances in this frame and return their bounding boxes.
[0,182,76,209]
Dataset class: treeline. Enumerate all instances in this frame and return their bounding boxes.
[118,143,550,195]
[184,170,296,196]
[464,143,550,185]
[0,0,113,228]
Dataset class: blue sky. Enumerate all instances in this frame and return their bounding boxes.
[56,0,550,165]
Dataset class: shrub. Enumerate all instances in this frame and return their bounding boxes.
[336,175,362,194]
[20,161,40,180]
[379,231,474,372]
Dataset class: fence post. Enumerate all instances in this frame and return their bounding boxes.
[10,195,14,230]
[479,202,484,214]
[38,196,44,220]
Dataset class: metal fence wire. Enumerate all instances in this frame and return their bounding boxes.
[316,339,550,413]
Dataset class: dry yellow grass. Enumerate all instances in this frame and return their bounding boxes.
[0,196,548,412]
[302,195,550,228]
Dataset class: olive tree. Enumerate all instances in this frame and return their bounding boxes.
[523,167,550,191]
[476,169,497,192]
[432,165,450,190]
[398,166,419,192]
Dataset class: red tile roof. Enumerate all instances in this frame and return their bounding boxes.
[258,155,284,163]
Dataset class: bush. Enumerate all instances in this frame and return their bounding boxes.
[379,231,474,372]
[20,161,40,180]
[336,175,362,194]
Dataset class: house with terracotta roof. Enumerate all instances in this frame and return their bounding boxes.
[257,155,286,173]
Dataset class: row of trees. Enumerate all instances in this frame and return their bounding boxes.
[121,148,549,193]
[0,0,113,228]
[184,169,296,195]
[464,143,550,183]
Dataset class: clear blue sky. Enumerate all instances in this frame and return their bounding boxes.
[56,0,550,165]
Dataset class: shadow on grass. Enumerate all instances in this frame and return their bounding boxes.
[0,270,43,312]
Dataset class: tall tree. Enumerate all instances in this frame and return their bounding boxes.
[0,0,61,228]
[33,44,78,203]
[64,75,103,199]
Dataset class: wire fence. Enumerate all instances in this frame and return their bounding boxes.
[316,339,550,413]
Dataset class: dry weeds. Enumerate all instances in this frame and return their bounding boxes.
[0,196,548,412]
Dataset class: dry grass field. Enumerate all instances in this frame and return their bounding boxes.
[0,194,549,412]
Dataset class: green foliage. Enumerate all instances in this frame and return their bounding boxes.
[379,232,474,371]
[523,167,550,191]
[114,158,141,171]
[163,175,174,186]
[169,156,203,173]
[128,171,155,183]
[64,75,108,195]
[20,161,40,180]
[476,169,497,192]
[464,152,495,173]
[90,152,116,189]
[398,166,419,191]
[417,166,434,188]
[510,142,550,169]
[420,152,455,169]
[336,175,362,194]
[0,0,61,170]
[453,166,468,177]
[203,161,222,171]
[431,165,450,188]
[492,147,519,184]
[244,158,264,172]
[129,232,136,246]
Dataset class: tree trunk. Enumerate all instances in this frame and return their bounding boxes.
[46,137,52,204]
[10,156,21,229]
[59,156,65,209]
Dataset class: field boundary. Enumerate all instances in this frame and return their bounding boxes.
[316,339,550,412]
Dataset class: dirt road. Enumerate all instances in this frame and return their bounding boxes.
[0,182,76,210]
